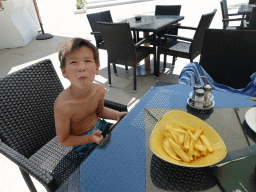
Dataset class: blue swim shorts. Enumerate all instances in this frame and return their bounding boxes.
[73,118,112,160]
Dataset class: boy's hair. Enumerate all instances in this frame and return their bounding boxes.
[58,38,100,68]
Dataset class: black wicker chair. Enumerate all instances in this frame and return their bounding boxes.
[155,5,182,36]
[87,10,120,74]
[157,9,216,68]
[243,6,256,30]
[0,59,127,192]
[136,5,182,47]
[199,29,256,89]
[249,0,256,4]
[97,22,153,92]
[220,0,246,29]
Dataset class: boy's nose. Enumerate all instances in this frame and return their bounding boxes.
[78,63,86,71]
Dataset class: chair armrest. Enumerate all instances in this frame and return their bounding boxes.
[104,99,128,112]
[134,34,154,48]
[90,32,100,35]
[228,13,245,16]
[177,26,197,30]
[0,141,53,185]
[160,34,194,42]
[222,18,245,22]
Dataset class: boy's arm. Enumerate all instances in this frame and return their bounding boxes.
[54,102,103,146]
[96,87,127,121]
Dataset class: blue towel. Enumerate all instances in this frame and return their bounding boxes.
[179,62,256,97]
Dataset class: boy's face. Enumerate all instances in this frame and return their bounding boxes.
[61,46,99,89]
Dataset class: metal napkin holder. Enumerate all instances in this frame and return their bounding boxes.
[187,76,215,110]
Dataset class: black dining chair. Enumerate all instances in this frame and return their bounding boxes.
[157,9,216,69]
[155,5,182,36]
[87,10,119,74]
[137,5,182,47]
[97,22,153,92]
[249,0,256,4]
[199,29,256,89]
[243,6,256,30]
[220,0,246,29]
[0,59,127,192]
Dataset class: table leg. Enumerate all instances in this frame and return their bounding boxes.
[153,34,159,77]
[143,32,151,75]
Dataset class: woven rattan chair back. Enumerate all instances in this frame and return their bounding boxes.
[249,0,256,4]
[220,0,230,29]
[199,29,256,89]
[155,5,181,15]
[189,9,216,61]
[97,22,136,67]
[0,59,128,191]
[87,10,113,49]
[155,5,182,36]
[0,60,63,158]
[247,7,256,30]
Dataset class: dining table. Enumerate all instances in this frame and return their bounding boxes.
[119,15,184,77]
[238,3,256,15]
[238,3,256,21]
[56,83,256,192]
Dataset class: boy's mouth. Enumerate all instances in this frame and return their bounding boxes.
[79,76,87,80]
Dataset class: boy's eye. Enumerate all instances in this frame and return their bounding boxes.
[85,60,93,63]
[70,61,76,64]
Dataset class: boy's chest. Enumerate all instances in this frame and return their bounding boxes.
[69,98,100,121]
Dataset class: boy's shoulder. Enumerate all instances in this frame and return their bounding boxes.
[93,83,105,92]
[54,89,71,112]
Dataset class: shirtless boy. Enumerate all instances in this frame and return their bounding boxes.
[54,38,127,159]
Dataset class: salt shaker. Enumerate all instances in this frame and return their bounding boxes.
[192,84,202,99]
[194,89,205,109]
[203,84,212,107]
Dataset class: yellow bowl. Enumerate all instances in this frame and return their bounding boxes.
[149,110,227,167]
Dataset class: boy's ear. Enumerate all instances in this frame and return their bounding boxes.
[61,67,68,78]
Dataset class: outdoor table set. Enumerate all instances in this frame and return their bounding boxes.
[57,83,256,192]
[120,15,184,77]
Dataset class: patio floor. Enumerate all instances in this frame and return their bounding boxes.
[0,0,247,191]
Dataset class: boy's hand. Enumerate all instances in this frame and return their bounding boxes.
[91,130,104,144]
[117,112,128,121]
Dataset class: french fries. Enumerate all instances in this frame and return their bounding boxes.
[169,138,190,163]
[200,135,214,152]
[163,139,181,161]
[162,123,214,163]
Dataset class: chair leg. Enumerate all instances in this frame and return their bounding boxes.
[19,168,37,192]
[157,47,160,70]
[190,59,193,63]
[164,53,167,69]
[172,56,176,66]
[133,66,137,93]
[113,64,117,75]
[125,65,128,73]
[108,62,112,87]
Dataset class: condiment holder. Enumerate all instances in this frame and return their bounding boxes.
[187,76,215,110]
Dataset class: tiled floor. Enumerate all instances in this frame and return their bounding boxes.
[0,0,247,191]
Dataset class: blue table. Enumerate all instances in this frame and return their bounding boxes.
[57,84,256,192]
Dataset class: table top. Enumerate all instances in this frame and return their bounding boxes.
[238,3,256,14]
[121,15,184,32]
[57,84,256,192]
